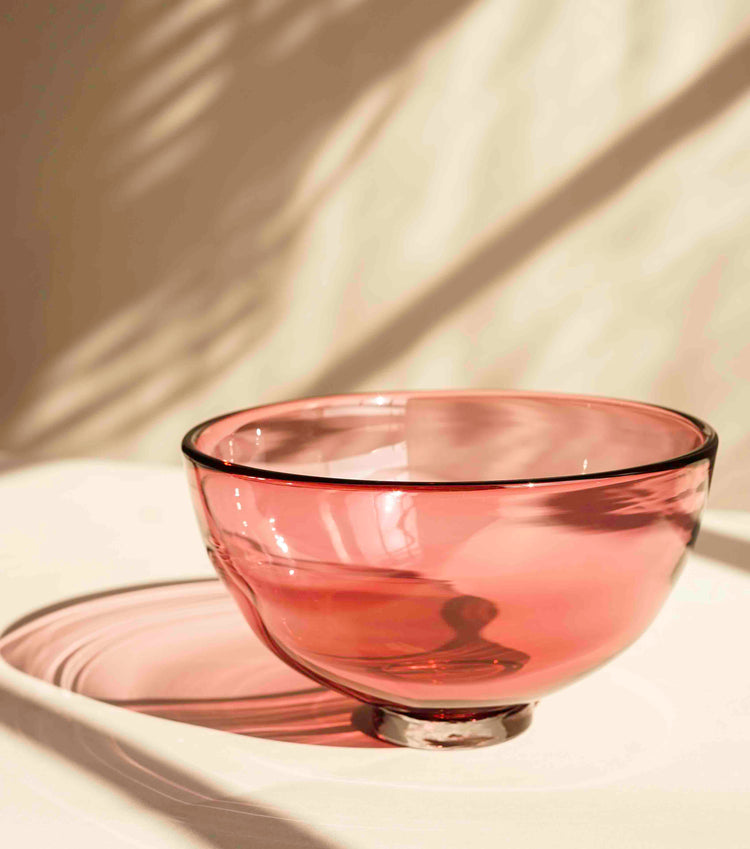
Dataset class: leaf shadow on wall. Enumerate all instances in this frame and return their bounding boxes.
[304,31,750,396]
[0,0,479,457]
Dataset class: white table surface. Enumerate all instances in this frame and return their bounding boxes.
[0,461,748,849]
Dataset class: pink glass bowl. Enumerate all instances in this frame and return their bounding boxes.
[182,391,717,749]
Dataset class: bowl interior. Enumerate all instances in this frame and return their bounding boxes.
[188,392,711,484]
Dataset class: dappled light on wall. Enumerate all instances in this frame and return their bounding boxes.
[0,1,748,508]
[3,0,474,459]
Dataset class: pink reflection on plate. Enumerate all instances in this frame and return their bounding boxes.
[0,580,387,747]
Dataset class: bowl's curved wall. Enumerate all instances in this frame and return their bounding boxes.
[186,446,711,710]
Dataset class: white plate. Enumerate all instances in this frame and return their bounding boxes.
[1,462,749,848]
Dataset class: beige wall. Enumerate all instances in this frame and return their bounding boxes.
[1,0,749,507]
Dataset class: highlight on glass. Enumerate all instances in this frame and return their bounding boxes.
[182,391,717,749]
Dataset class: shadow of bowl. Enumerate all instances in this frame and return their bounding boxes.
[0,579,388,748]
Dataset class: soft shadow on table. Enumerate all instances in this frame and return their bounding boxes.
[694,528,750,573]
[0,579,388,748]
[0,681,340,849]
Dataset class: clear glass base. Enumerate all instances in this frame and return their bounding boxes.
[365,703,534,749]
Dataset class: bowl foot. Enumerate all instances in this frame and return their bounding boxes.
[364,703,534,750]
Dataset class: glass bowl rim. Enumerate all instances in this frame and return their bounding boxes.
[181,389,718,489]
